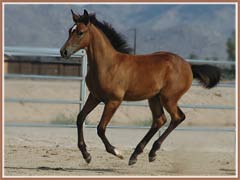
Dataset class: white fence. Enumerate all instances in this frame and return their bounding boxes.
[4,47,236,132]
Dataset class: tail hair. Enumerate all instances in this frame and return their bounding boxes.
[191,64,221,88]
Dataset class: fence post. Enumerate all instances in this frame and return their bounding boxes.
[79,49,88,111]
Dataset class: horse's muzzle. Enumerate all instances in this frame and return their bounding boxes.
[60,48,71,59]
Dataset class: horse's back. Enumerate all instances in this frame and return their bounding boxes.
[120,52,192,101]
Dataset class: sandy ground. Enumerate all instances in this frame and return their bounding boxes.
[4,79,235,127]
[4,126,236,177]
[3,78,236,176]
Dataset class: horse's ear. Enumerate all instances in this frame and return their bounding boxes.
[84,9,89,16]
[83,9,90,25]
[71,9,79,22]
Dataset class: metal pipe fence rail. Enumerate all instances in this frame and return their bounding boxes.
[5,46,236,65]
[4,73,236,87]
[5,46,84,58]
[5,47,88,111]
[4,122,236,132]
[4,97,235,110]
[5,74,84,80]
[4,47,236,131]
[4,73,235,110]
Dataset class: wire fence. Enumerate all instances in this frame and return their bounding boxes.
[4,47,236,133]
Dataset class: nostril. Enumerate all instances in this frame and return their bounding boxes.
[60,49,68,57]
[63,50,68,56]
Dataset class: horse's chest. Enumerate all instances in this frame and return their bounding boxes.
[85,72,121,101]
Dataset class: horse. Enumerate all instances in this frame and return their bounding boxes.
[60,9,221,166]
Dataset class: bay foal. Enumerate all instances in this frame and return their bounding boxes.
[60,10,220,165]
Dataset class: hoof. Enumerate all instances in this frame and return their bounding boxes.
[128,158,137,166]
[84,154,92,164]
[149,155,156,162]
[114,148,124,159]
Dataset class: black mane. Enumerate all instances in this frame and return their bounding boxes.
[76,13,132,54]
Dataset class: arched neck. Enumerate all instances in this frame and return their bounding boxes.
[86,24,118,70]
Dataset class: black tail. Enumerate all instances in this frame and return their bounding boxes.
[191,64,221,88]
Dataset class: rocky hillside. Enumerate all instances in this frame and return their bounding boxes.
[4,4,235,60]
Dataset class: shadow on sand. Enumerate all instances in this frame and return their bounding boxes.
[5,166,116,173]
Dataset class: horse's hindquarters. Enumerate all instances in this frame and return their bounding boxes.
[122,53,193,102]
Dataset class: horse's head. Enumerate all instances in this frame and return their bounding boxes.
[60,9,91,59]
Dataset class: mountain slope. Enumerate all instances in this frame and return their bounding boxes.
[4,4,235,60]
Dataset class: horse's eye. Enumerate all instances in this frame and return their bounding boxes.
[77,31,83,36]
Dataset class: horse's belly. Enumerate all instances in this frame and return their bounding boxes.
[123,87,161,101]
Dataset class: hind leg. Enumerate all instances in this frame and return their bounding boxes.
[129,95,167,165]
[148,97,185,162]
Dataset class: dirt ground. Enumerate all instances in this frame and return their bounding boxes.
[4,78,236,177]
[4,126,236,177]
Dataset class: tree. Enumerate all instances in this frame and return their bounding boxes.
[225,30,235,79]
[226,31,235,61]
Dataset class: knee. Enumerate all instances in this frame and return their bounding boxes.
[76,112,85,126]
[178,107,185,122]
[153,114,167,128]
[97,125,105,137]
[161,114,167,125]
[171,107,186,124]
[181,113,186,122]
